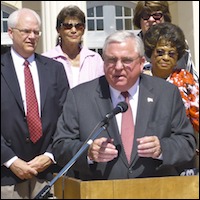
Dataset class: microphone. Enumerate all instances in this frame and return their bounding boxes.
[34,101,128,199]
[102,101,128,124]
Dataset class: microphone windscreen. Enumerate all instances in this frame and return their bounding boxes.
[117,101,128,113]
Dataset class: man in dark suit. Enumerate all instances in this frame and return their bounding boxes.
[1,8,69,198]
[52,30,196,181]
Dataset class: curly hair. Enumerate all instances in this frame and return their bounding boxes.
[133,1,171,29]
[143,22,187,60]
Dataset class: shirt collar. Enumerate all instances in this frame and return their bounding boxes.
[11,47,35,66]
[109,77,140,100]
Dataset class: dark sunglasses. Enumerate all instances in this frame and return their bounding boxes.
[156,49,178,58]
[61,23,85,30]
[142,12,163,20]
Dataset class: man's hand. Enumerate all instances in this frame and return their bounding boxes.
[137,136,162,158]
[10,158,38,180]
[88,137,118,162]
[27,154,53,173]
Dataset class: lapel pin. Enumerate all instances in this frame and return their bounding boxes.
[147,97,153,102]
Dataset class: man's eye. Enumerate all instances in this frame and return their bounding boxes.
[122,59,133,64]
[23,29,31,34]
[108,58,117,63]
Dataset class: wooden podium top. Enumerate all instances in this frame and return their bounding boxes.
[54,175,199,199]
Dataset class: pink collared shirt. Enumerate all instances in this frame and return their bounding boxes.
[43,45,104,88]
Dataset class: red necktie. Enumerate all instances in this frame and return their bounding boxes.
[24,60,42,143]
[121,91,134,163]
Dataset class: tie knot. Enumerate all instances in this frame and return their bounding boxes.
[121,91,129,98]
[24,60,29,67]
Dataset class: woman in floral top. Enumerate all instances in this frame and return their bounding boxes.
[143,22,199,134]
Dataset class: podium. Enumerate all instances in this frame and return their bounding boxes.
[54,175,199,199]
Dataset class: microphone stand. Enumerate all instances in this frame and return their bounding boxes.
[34,121,109,199]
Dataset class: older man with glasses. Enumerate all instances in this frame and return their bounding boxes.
[51,30,196,181]
[1,8,69,199]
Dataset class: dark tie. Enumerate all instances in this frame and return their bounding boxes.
[24,60,42,143]
[121,91,134,163]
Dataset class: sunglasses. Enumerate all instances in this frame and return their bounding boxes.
[155,49,178,58]
[61,23,85,30]
[142,12,163,20]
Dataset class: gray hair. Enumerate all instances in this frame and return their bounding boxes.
[7,8,41,28]
[102,31,144,57]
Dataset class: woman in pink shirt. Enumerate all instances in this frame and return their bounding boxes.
[43,5,104,88]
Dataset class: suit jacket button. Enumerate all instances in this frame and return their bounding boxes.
[128,168,133,174]
[26,137,30,142]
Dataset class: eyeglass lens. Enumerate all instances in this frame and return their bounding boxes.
[156,49,177,58]
[61,23,84,30]
[12,28,41,36]
[105,56,140,66]
[142,12,163,20]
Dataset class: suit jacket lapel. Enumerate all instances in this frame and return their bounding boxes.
[1,52,24,112]
[130,74,155,165]
[95,76,113,126]
[35,54,48,113]
[95,77,129,165]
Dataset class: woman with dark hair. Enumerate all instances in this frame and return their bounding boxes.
[133,1,171,38]
[43,5,104,88]
[144,22,199,134]
[133,1,198,82]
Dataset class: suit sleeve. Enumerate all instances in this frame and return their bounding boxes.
[160,86,196,166]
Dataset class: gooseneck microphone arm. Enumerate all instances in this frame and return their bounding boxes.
[34,101,128,199]
[34,124,108,199]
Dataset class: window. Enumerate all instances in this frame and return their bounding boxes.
[87,5,134,32]
[115,6,133,30]
[86,2,139,54]
[90,48,103,57]
[87,6,104,31]
[1,4,15,46]
[1,11,9,33]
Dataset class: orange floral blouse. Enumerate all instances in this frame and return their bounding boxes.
[167,69,199,133]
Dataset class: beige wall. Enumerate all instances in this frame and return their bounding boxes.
[168,1,199,73]
[2,1,22,9]
[192,1,199,74]
[22,1,42,53]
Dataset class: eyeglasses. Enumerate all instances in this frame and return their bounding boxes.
[105,56,140,68]
[155,49,178,58]
[61,23,85,30]
[12,28,41,37]
[142,12,163,20]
